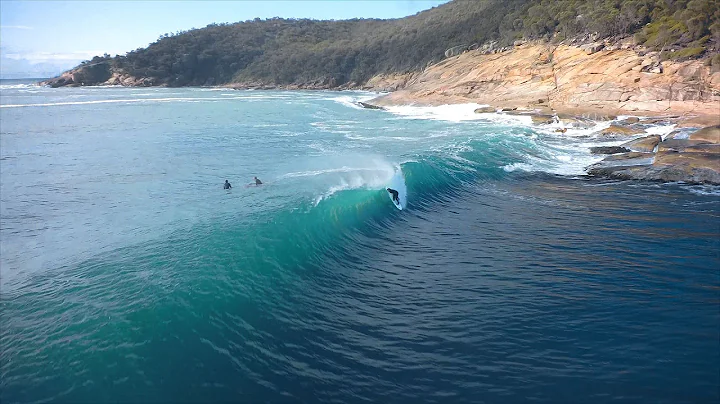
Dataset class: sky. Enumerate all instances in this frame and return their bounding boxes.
[0,0,449,78]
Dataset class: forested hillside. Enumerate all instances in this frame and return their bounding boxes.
[63,0,720,87]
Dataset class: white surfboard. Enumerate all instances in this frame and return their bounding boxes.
[387,168,407,210]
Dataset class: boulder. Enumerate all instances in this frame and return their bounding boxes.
[657,139,715,153]
[600,152,655,163]
[589,137,720,184]
[558,112,616,121]
[503,109,533,116]
[618,117,640,125]
[357,102,386,110]
[590,146,631,154]
[641,117,678,125]
[71,62,111,86]
[530,105,555,115]
[41,72,75,88]
[664,130,685,140]
[445,45,469,58]
[531,114,556,125]
[678,144,720,154]
[474,106,496,113]
[620,135,661,152]
[640,61,663,74]
[48,77,71,88]
[652,152,720,184]
[588,161,720,184]
[581,43,605,55]
[559,117,595,129]
[688,125,720,143]
[587,152,655,175]
[600,125,644,138]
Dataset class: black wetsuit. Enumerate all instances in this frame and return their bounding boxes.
[224,181,232,189]
[255,178,263,185]
[387,188,400,204]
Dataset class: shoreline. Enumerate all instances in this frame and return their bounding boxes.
[366,93,719,129]
[359,42,719,185]
[34,41,720,185]
[365,42,719,129]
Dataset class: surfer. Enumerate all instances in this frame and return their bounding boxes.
[245,176,263,188]
[386,188,400,204]
[224,180,232,189]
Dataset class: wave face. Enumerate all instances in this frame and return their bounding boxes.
[1,87,719,403]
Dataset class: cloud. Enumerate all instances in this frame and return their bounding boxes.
[0,48,127,78]
[0,51,102,79]
[0,56,70,79]
[3,50,109,63]
[0,25,34,30]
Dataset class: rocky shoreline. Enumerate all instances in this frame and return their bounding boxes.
[587,125,720,184]
[362,41,719,185]
[357,100,720,185]
[40,41,719,185]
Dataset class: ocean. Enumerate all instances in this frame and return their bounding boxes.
[1,80,719,403]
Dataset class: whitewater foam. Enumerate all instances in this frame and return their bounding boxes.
[646,124,677,139]
[0,83,41,90]
[386,103,489,122]
[331,95,366,110]
[279,155,396,206]
[686,185,720,196]
[329,92,378,110]
[312,164,396,205]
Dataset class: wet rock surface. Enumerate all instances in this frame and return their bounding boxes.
[588,125,720,184]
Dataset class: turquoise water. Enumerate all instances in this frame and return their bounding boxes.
[1,81,719,403]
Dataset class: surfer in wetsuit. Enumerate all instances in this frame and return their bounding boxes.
[387,188,400,204]
[224,180,232,189]
[253,176,262,185]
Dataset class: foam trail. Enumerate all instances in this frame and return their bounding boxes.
[281,166,393,179]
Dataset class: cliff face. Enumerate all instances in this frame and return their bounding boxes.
[41,62,111,88]
[371,42,720,125]
[40,62,156,88]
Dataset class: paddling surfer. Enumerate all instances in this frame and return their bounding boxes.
[246,176,263,187]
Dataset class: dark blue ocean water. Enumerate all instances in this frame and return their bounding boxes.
[1,83,719,403]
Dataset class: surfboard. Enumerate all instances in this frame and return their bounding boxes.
[388,191,402,210]
[387,168,407,210]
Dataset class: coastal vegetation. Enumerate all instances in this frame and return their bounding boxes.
[63,0,720,87]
